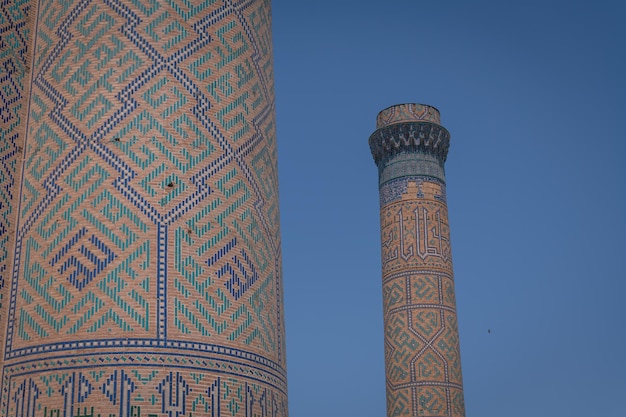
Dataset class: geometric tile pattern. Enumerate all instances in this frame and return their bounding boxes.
[371,105,465,417]
[0,0,32,386]
[0,1,287,416]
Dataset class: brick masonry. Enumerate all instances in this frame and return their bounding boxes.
[370,104,465,417]
[0,1,287,416]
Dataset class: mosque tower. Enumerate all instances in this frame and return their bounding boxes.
[0,1,287,416]
[369,104,465,417]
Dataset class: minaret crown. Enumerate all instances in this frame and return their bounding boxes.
[369,103,450,169]
[376,103,441,128]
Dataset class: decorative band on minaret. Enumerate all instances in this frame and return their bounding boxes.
[369,104,465,417]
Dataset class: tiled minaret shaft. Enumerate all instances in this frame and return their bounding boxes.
[369,104,465,417]
[0,1,287,416]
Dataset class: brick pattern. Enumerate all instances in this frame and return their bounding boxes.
[0,0,33,379]
[376,103,441,128]
[371,105,465,417]
[0,1,287,416]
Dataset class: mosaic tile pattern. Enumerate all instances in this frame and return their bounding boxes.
[370,104,465,417]
[0,1,287,416]
[376,103,441,128]
[0,0,33,380]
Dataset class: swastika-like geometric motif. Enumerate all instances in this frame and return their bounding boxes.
[370,104,465,417]
[0,1,287,416]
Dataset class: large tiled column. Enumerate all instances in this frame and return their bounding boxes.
[0,1,287,416]
[369,104,465,417]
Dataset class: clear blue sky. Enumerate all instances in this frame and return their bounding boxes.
[271,0,626,416]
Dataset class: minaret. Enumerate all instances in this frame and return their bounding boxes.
[0,1,287,416]
[369,104,465,417]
